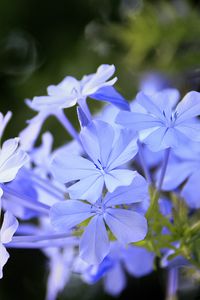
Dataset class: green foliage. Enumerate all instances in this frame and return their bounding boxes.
[109,1,200,74]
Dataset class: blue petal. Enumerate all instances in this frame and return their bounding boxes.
[80,120,115,167]
[91,86,130,111]
[142,127,189,151]
[104,174,148,206]
[104,262,126,296]
[181,171,200,208]
[137,89,180,119]
[0,139,29,183]
[80,215,110,265]
[162,162,196,190]
[176,120,200,142]
[104,170,137,193]
[19,112,48,151]
[107,129,138,170]
[50,200,93,231]
[82,64,117,96]
[104,208,147,244]
[116,111,162,130]
[176,91,200,122]
[51,154,98,183]
[0,211,18,244]
[122,246,154,277]
[77,106,90,127]
[135,92,164,118]
[68,174,104,202]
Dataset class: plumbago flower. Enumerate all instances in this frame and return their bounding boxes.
[50,174,148,265]
[78,242,154,296]
[116,89,200,151]
[32,64,129,112]
[20,64,129,151]
[51,119,139,202]
[0,210,19,278]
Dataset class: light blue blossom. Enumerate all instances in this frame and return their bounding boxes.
[51,120,138,202]
[50,175,148,265]
[116,89,200,151]
[32,64,129,112]
[75,242,154,296]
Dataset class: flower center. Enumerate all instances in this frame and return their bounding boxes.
[90,202,106,215]
[162,110,178,128]
[94,159,106,173]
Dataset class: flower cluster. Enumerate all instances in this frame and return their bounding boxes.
[1,64,200,299]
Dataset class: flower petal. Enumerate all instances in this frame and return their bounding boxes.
[0,244,9,279]
[107,129,138,170]
[104,174,148,206]
[176,91,200,122]
[80,215,110,265]
[104,208,147,244]
[82,64,116,96]
[1,211,18,244]
[68,174,104,203]
[91,86,130,111]
[104,262,126,296]
[51,154,98,183]
[80,120,115,167]
[104,170,137,193]
[50,200,93,231]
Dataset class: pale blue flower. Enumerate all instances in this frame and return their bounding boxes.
[77,242,154,296]
[51,120,138,202]
[50,175,148,265]
[116,90,200,151]
[32,64,129,111]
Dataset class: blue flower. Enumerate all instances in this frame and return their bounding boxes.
[50,175,148,265]
[32,64,129,111]
[77,242,154,296]
[51,120,138,202]
[116,89,200,151]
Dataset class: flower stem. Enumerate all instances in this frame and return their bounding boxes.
[78,97,92,120]
[8,236,79,249]
[3,185,49,215]
[146,148,170,219]
[165,268,178,300]
[55,110,81,144]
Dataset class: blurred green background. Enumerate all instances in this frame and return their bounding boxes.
[0,0,200,299]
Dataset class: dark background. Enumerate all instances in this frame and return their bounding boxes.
[0,0,200,299]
